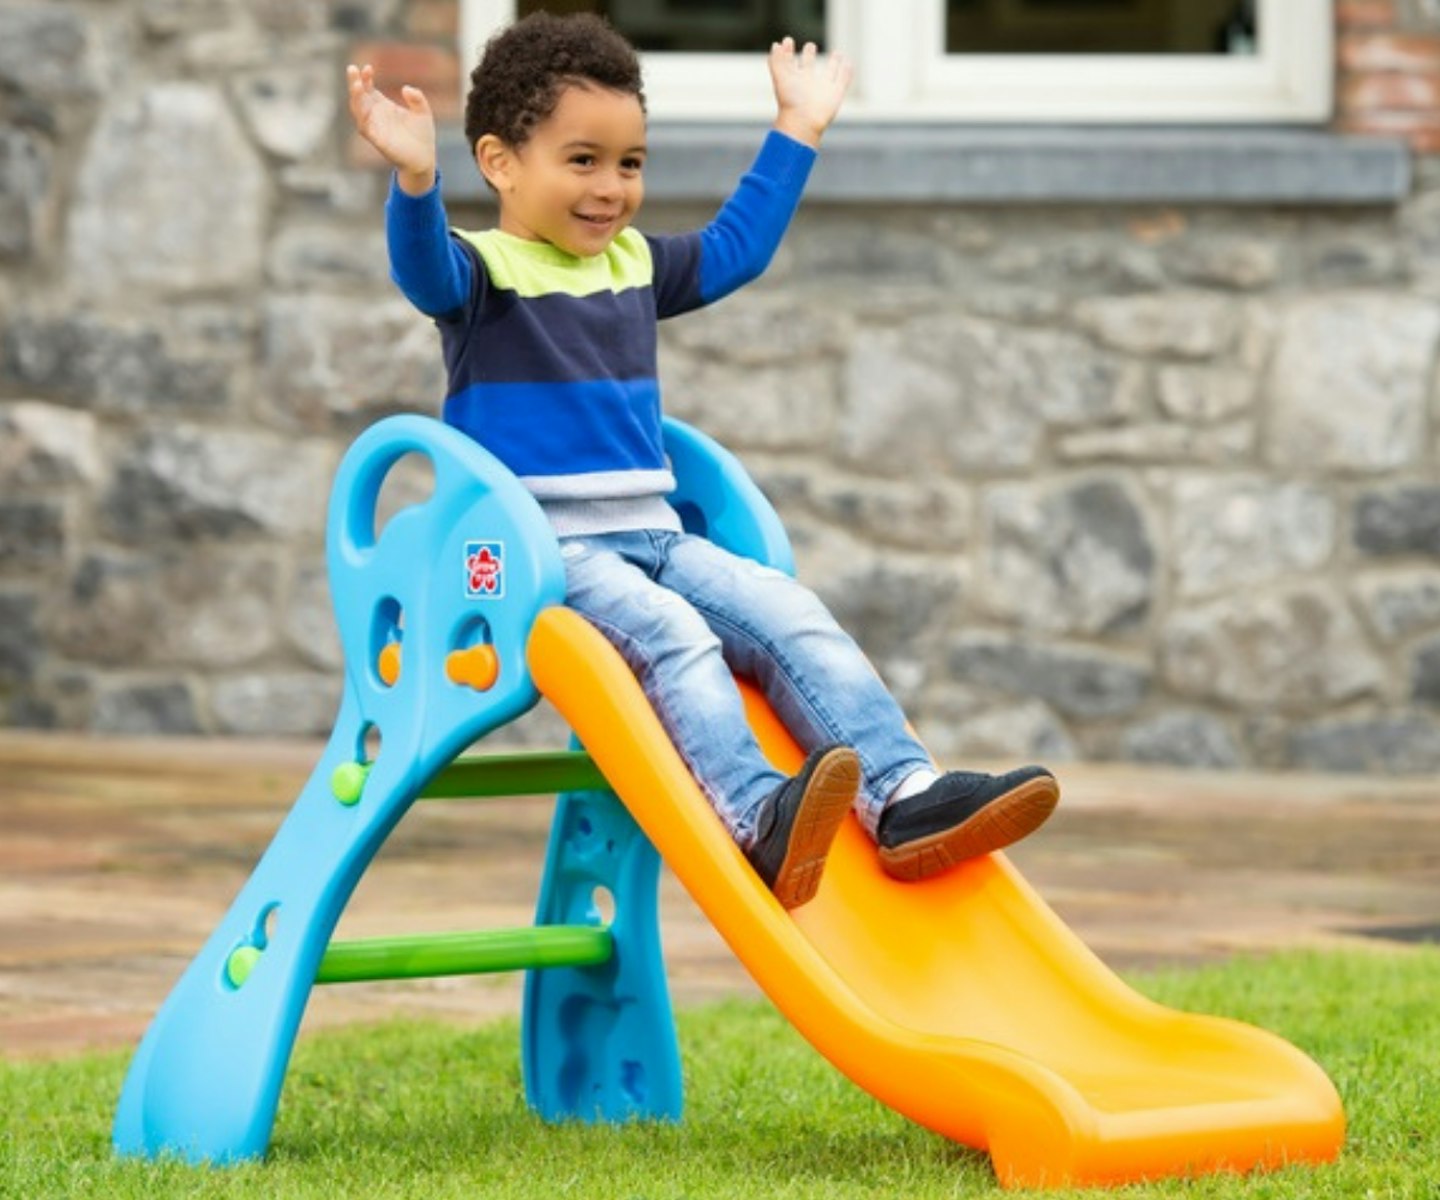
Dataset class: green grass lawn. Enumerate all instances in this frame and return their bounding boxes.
[3,948,1437,1198]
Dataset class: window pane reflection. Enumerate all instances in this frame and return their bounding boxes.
[518,0,826,53]
[946,0,1258,55]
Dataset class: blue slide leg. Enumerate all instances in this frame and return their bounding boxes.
[523,776,683,1123]
[114,416,566,1162]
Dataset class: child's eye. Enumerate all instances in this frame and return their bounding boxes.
[570,154,595,168]
[621,157,644,173]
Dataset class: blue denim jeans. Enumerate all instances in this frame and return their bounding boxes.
[559,529,934,848]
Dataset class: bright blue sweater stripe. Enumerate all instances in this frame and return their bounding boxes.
[443,377,665,478]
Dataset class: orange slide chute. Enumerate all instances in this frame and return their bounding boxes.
[527,605,1345,1190]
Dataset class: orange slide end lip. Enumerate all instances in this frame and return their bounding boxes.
[526,605,1344,1189]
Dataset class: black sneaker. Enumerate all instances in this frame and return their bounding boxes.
[877,766,1058,882]
[745,744,860,909]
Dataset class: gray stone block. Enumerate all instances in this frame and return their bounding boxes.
[2,315,231,414]
[265,224,389,288]
[1412,636,1440,707]
[69,83,267,296]
[1122,710,1243,769]
[1354,486,1440,558]
[0,127,50,260]
[947,634,1151,719]
[795,528,966,699]
[92,679,202,735]
[981,477,1155,636]
[1169,475,1335,600]
[1265,296,1440,472]
[1302,234,1408,287]
[210,672,339,736]
[232,62,337,161]
[838,316,1138,476]
[283,563,344,671]
[0,589,39,682]
[0,7,102,104]
[260,295,446,430]
[920,700,1078,765]
[1161,585,1386,714]
[1290,713,1440,774]
[1073,293,1239,359]
[0,401,101,487]
[661,353,837,454]
[0,498,65,567]
[1164,237,1281,291]
[52,551,280,668]
[140,0,243,39]
[1057,421,1253,466]
[1354,570,1440,643]
[807,474,972,553]
[661,297,845,366]
[104,425,332,542]
[1156,364,1256,424]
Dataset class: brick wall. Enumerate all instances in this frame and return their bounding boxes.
[1337,0,1440,151]
[347,0,462,170]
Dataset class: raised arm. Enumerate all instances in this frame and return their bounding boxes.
[347,63,473,319]
[687,38,852,306]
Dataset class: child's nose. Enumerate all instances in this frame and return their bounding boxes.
[591,169,623,200]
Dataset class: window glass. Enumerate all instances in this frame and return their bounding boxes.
[945,0,1258,56]
[517,0,826,53]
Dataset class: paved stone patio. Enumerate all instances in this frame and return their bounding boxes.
[1,730,1437,1061]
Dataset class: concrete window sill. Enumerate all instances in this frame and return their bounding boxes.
[437,124,1411,207]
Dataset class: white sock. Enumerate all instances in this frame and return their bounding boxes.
[889,766,940,806]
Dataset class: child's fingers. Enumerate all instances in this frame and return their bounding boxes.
[346,63,376,97]
[800,40,817,68]
[400,84,432,116]
[345,64,371,123]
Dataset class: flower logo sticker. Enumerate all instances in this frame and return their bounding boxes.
[464,541,504,599]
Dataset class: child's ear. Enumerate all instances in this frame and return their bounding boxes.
[475,134,513,191]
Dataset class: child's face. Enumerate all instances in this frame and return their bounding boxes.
[482,82,647,258]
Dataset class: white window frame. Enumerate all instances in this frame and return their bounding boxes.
[461,0,1333,124]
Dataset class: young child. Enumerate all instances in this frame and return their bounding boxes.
[347,12,1058,909]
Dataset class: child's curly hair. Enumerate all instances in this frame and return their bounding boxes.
[464,12,646,153]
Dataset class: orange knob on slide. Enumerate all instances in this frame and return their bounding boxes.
[377,642,401,686]
[446,644,499,690]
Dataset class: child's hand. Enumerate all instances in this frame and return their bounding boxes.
[346,63,437,195]
[769,37,853,148]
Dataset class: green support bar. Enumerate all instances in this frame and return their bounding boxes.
[420,750,609,801]
[316,926,613,985]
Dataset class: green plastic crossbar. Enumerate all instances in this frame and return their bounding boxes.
[420,751,609,800]
[316,926,613,985]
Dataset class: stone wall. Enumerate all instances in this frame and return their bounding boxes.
[4,0,1440,775]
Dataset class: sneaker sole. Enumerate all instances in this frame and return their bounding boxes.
[877,774,1059,883]
[770,747,861,910]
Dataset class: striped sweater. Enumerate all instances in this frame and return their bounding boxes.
[385,131,816,535]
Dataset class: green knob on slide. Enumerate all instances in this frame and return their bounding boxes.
[331,761,370,806]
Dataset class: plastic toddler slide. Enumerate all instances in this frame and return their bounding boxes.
[528,604,1346,1190]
